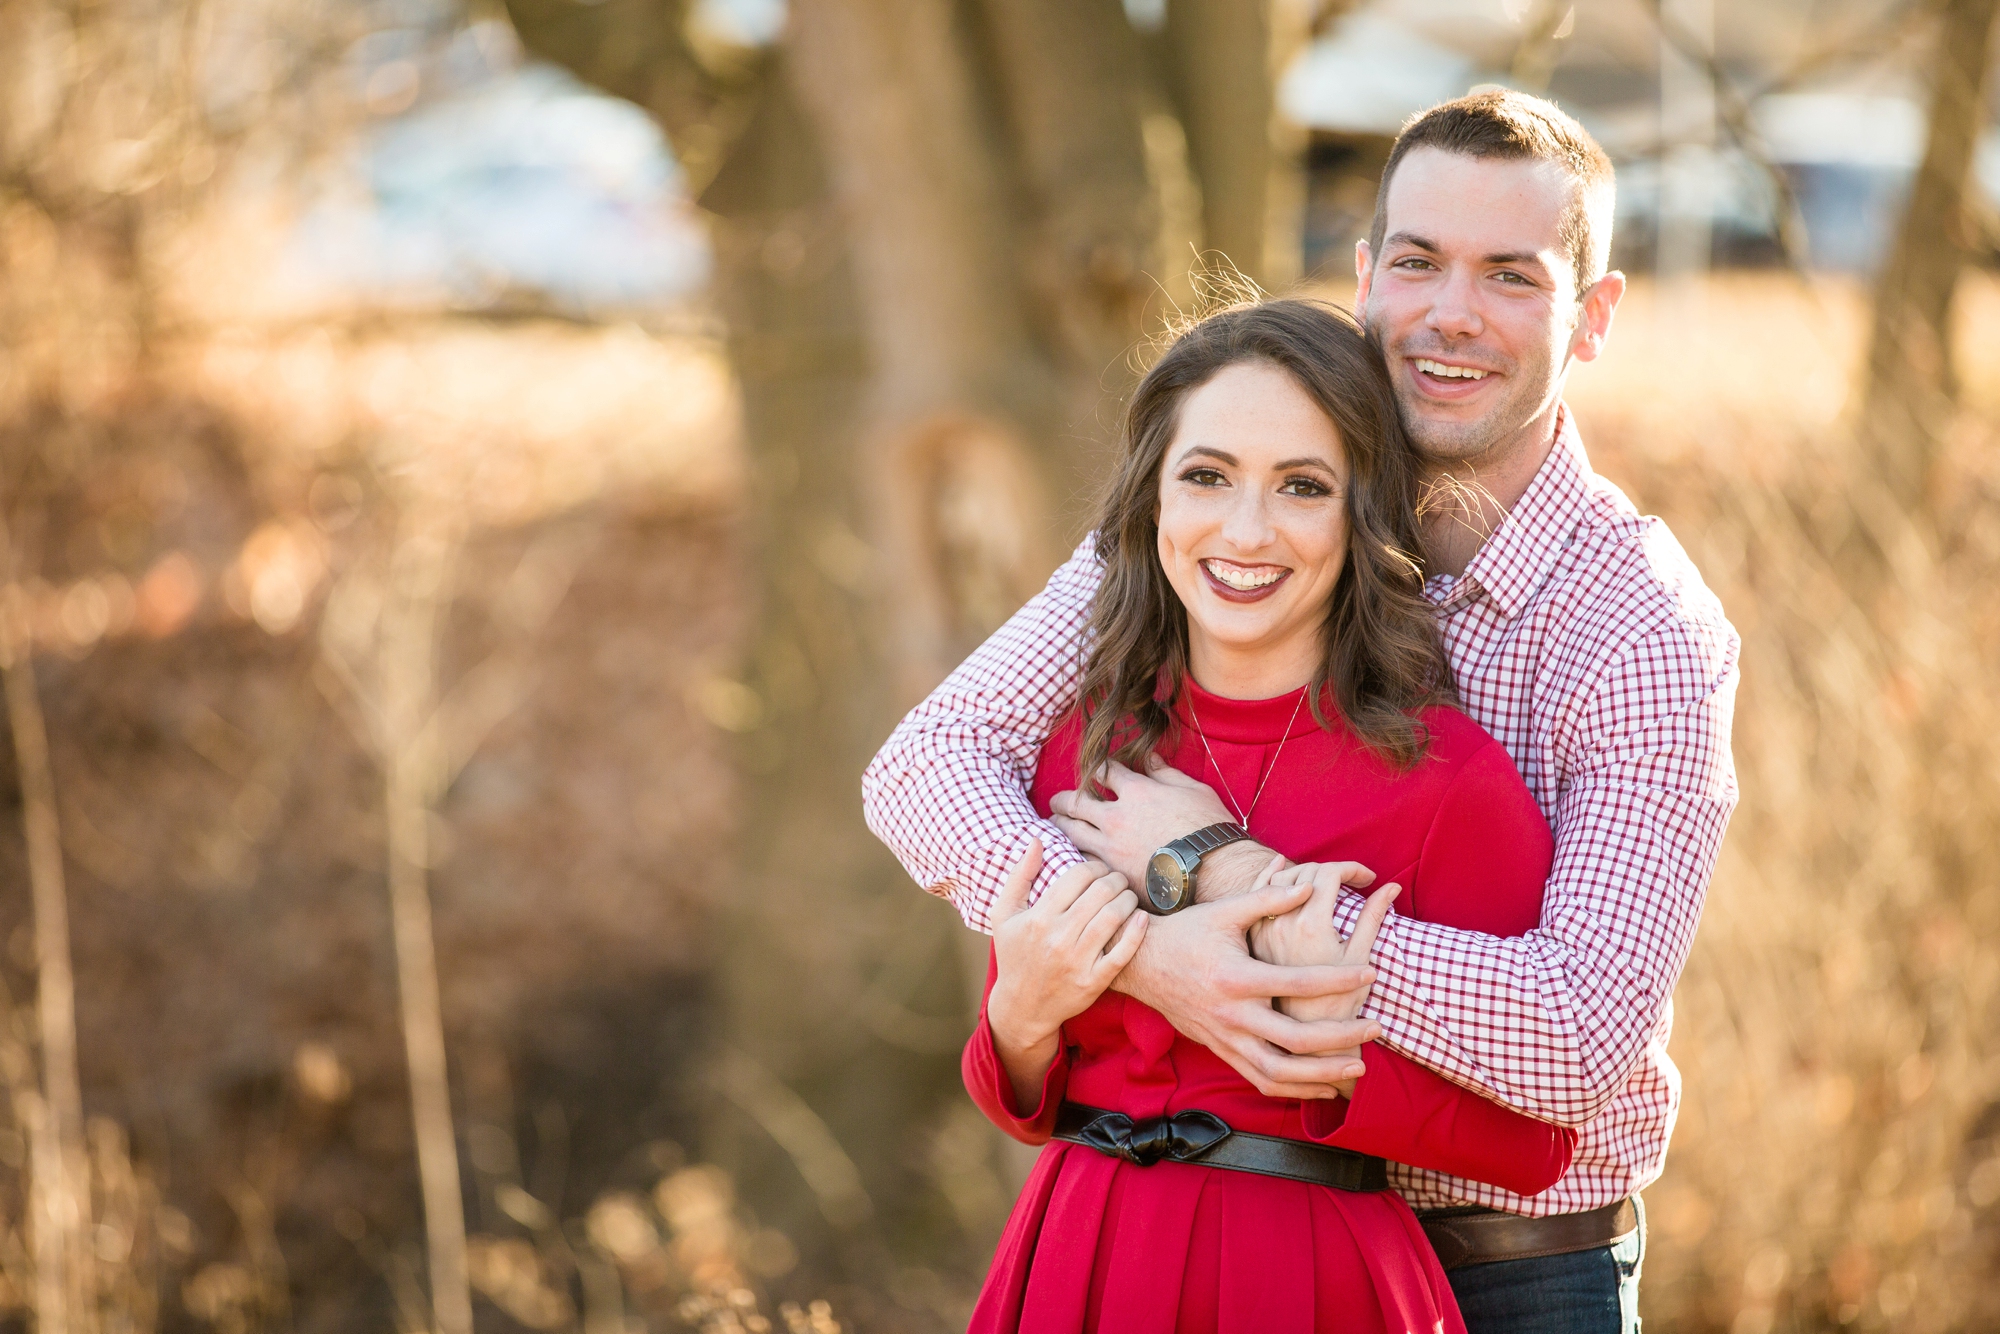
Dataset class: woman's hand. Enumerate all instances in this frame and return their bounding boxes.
[986,840,1148,1112]
[1253,861,1400,1098]
[1249,859,1370,969]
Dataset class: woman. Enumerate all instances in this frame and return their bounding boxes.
[959,299,1572,1332]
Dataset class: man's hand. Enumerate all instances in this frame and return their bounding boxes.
[1050,759,1245,888]
[1109,864,1383,1100]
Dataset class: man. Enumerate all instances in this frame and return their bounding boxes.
[863,90,1738,1333]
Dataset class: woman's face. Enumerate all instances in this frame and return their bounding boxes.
[1156,359,1350,698]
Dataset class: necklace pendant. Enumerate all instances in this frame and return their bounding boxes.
[1185,685,1310,833]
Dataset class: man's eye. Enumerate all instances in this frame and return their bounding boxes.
[1394,257,1436,271]
[1493,270,1531,285]
[1180,468,1227,486]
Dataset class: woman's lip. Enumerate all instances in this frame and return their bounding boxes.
[1405,358,1496,401]
[1200,562,1290,603]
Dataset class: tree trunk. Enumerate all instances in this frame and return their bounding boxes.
[974,0,1158,395]
[509,0,1202,1301]
[1859,0,2000,513]
[1163,0,1275,286]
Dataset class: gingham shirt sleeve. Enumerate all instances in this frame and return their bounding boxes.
[1336,610,1741,1127]
[861,537,1103,933]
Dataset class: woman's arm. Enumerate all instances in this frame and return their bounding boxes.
[961,845,1146,1141]
[963,949,1070,1143]
[1302,1044,1576,1196]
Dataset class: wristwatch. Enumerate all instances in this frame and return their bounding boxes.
[1142,823,1249,915]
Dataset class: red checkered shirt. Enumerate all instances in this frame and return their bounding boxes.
[861,408,1741,1216]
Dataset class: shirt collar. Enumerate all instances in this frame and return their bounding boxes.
[1437,405,1595,622]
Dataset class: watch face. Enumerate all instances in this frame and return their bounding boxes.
[1146,850,1188,913]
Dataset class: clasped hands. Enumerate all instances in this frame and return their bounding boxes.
[997,757,1403,1102]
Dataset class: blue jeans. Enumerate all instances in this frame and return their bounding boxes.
[1446,1204,1645,1334]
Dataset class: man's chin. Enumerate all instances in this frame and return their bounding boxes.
[1401,404,1506,465]
[1396,381,1551,466]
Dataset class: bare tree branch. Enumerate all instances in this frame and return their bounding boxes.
[1640,0,1818,280]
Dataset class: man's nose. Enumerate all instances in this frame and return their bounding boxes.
[1427,269,1484,341]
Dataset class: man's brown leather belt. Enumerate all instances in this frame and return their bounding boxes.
[1054,1102,1389,1192]
[1417,1199,1640,1270]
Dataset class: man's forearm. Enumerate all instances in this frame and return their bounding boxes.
[1323,822,1717,1127]
[860,537,1104,931]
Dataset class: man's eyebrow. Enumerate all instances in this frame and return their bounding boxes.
[1386,231,1555,274]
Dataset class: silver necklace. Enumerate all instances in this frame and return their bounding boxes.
[1185,685,1309,831]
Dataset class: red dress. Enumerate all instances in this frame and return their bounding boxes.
[962,679,1574,1333]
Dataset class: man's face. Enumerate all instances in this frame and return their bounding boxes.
[1357,147,1595,466]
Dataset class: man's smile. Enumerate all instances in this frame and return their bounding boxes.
[1403,353,1503,403]
[1413,358,1489,380]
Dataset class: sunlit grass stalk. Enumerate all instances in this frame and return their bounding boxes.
[0,531,96,1334]
[376,521,473,1334]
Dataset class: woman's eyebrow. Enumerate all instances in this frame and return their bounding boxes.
[1175,445,1339,476]
[1175,445,1238,466]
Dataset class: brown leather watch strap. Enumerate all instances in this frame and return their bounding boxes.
[1417,1198,1640,1270]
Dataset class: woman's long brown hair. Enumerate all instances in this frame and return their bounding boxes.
[1075,298,1450,789]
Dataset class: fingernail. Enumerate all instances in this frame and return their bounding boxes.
[1346,1065,1365,1080]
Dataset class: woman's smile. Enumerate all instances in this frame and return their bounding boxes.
[1200,557,1292,602]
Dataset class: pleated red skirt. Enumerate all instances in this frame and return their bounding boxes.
[969,1136,1463,1333]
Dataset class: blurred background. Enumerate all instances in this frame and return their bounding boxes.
[0,0,1997,1331]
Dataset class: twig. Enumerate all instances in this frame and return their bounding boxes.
[1508,0,1576,94]
[1639,0,1818,285]
[317,513,597,1334]
[712,1050,872,1229]
[377,519,473,1334]
[0,519,96,1334]
[1756,0,1930,98]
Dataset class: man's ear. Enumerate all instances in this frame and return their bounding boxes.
[1569,270,1626,364]
[1353,240,1374,310]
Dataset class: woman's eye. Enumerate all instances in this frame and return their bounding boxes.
[1179,468,1227,487]
[1280,477,1330,497]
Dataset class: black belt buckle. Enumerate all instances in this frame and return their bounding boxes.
[1068,1107,1232,1166]
[1053,1102,1389,1193]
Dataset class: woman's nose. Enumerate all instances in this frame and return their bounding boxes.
[1220,490,1276,549]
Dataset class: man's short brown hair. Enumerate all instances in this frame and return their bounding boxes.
[1367,89,1617,302]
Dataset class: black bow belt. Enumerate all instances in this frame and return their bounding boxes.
[1053,1102,1389,1192]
